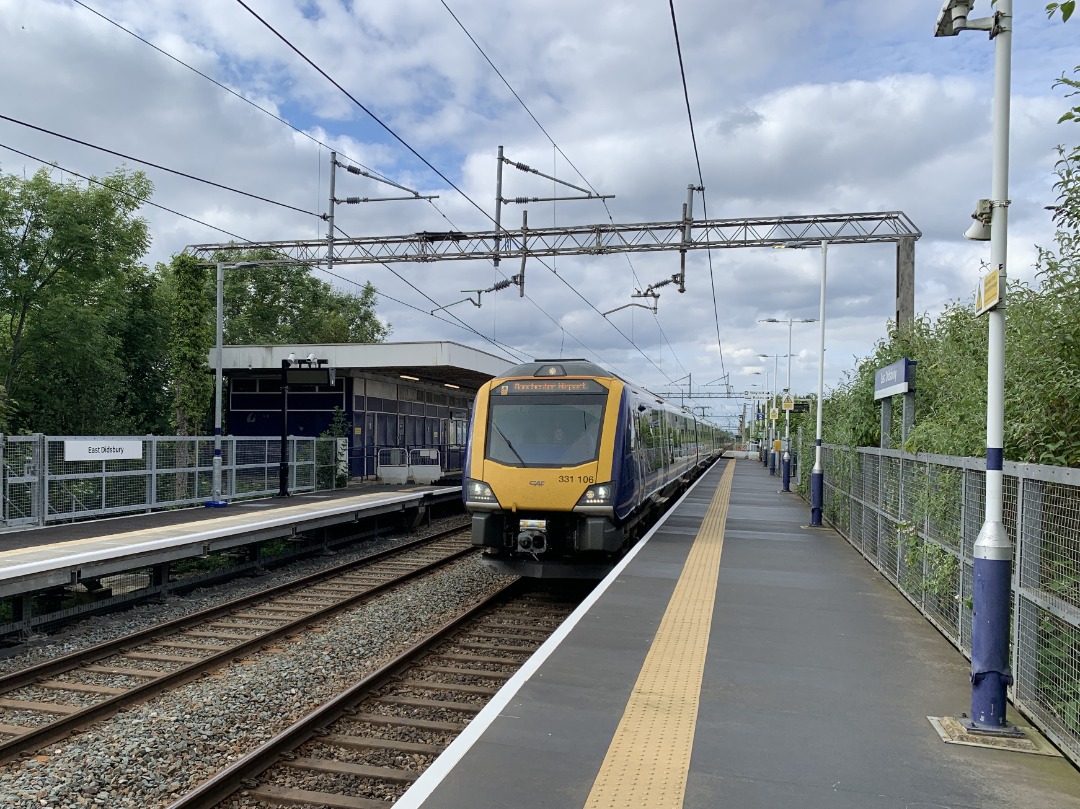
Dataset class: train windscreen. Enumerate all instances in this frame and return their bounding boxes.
[485,383,608,467]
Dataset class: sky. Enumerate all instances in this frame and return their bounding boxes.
[0,0,1075,432]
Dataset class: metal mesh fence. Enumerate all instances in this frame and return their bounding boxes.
[820,446,1080,765]
[0,435,337,527]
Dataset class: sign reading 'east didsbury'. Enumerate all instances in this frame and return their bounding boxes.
[873,358,916,401]
[64,440,144,462]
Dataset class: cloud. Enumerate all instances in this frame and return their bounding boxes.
[0,0,1073,426]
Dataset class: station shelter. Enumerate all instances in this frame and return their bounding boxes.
[219,341,512,480]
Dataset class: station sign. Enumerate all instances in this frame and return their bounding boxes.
[873,358,916,400]
[64,439,144,462]
[287,367,334,385]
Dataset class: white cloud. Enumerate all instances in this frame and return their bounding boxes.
[0,0,1073,430]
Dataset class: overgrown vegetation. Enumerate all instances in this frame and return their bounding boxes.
[0,169,389,437]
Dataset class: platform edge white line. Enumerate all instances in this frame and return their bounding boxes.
[393,458,727,809]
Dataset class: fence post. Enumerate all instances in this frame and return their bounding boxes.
[37,433,47,526]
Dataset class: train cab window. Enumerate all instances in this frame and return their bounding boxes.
[486,391,607,467]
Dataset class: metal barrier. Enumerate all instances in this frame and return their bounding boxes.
[815,445,1080,766]
[0,435,338,528]
[376,447,410,484]
[375,446,454,485]
[409,448,442,484]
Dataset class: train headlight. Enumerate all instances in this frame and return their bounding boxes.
[576,482,613,507]
[465,478,498,506]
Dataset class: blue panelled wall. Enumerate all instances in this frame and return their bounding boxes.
[226,372,472,479]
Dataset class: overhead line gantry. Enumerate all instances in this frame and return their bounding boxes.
[187,211,920,266]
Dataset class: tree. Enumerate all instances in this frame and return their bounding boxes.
[164,253,213,436]
[0,166,153,433]
[211,248,390,345]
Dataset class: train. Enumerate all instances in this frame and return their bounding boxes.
[463,359,727,578]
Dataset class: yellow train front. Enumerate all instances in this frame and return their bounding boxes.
[464,359,720,578]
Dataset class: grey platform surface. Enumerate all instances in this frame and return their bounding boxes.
[404,459,1080,809]
[0,483,460,596]
[0,482,459,553]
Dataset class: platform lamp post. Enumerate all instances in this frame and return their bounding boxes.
[759,318,818,492]
[207,260,259,508]
[810,242,828,527]
[936,0,1017,736]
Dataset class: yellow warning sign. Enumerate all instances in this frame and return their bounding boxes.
[975,267,1001,316]
[769,408,779,421]
[782,394,794,411]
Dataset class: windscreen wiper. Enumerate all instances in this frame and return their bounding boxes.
[492,424,526,465]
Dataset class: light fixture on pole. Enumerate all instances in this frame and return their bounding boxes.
[759,318,818,491]
[935,0,1018,737]
[206,260,259,508]
[965,198,993,241]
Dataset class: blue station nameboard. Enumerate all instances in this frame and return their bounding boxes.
[874,358,916,400]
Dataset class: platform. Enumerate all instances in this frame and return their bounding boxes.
[397,458,1080,808]
[0,484,459,598]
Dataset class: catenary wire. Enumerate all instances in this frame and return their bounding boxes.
[439,1,650,303]
[0,113,320,219]
[70,0,398,188]
[72,0,679,388]
[234,0,679,386]
[0,139,529,363]
[54,1,681,391]
[668,0,727,385]
[0,142,252,244]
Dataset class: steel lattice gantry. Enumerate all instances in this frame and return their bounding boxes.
[186,211,921,265]
[187,210,921,328]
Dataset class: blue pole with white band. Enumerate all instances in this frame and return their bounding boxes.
[809,241,827,526]
[971,0,1013,733]
[935,0,1015,732]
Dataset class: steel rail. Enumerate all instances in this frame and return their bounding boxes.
[0,529,473,762]
[165,578,540,809]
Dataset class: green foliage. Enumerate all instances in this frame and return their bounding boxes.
[820,146,1080,465]
[165,254,213,436]
[0,166,155,434]
[322,406,350,439]
[1047,2,1076,23]
[0,383,9,433]
[210,247,391,345]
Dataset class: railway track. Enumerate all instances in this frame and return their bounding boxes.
[0,529,474,763]
[166,579,585,809]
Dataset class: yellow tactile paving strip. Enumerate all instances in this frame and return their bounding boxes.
[583,459,734,809]
[0,487,453,573]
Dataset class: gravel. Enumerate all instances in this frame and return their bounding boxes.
[0,517,515,809]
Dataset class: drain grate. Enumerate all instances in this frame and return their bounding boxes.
[928,716,1062,756]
